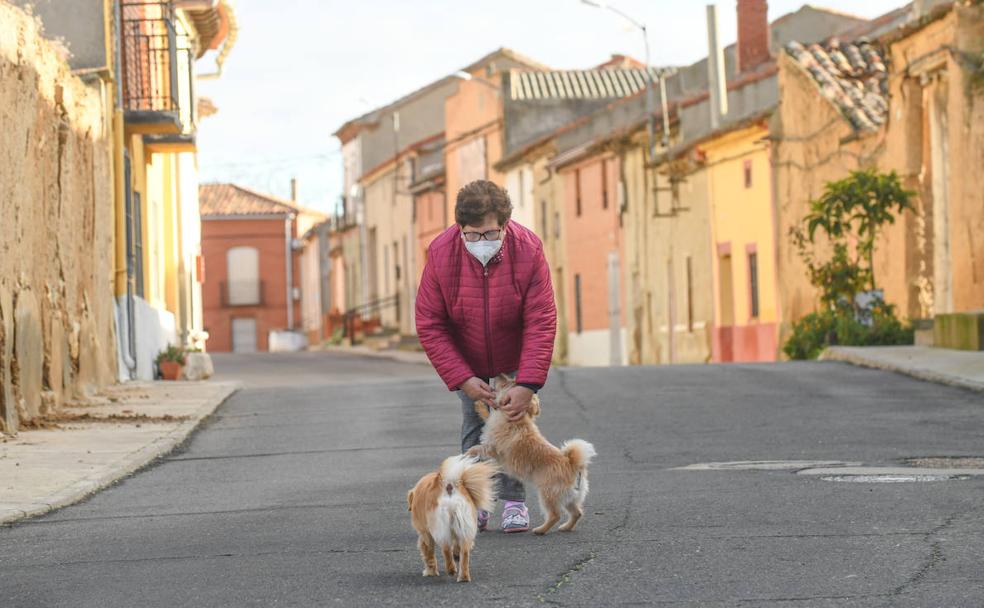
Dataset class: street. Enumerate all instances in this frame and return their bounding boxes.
[2,353,983,607]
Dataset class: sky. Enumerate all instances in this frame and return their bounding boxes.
[196,0,910,214]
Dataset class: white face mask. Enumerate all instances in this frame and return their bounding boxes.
[463,238,503,267]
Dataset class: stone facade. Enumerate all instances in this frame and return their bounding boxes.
[0,4,117,431]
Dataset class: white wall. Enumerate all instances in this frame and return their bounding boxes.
[567,328,628,367]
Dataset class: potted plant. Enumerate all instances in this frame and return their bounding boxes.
[156,344,187,380]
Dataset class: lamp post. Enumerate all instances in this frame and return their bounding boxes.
[581,0,669,161]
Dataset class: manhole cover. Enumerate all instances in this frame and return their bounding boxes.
[904,457,984,469]
[822,474,970,483]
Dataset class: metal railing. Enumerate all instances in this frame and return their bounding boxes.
[220,280,265,307]
[342,295,400,345]
[120,0,193,116]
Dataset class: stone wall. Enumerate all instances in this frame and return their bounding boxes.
[0,4,117,432]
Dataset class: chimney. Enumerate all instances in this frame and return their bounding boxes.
[737,0,770,73]
[290,177,298,201]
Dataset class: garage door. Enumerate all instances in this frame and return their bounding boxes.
[231,318,257,353]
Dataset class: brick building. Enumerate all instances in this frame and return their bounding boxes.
[200,184,324,352]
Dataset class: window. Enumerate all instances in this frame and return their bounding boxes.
[601,159,609,209]
[575,169,582,217]
[226,246,260,306]
[574,273,583,334]
[540,200,548,237]
[686,256,694,332]
[748,251,760,319]
[744,159,753,189]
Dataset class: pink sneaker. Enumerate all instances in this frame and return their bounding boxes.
[477,509,491,532]
[500,501,529,533]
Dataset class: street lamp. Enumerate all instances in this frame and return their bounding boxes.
[580,0,670,161]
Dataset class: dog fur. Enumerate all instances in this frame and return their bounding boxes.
[467,374,596,535]
[407,454,498,582]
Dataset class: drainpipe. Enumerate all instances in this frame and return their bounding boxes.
[285,213,295,330]
[112,0,137,378]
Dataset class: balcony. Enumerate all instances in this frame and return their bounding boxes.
[121,0,195,134]
[221,281,264,307]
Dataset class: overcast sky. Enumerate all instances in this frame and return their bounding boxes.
[196,0,910,214]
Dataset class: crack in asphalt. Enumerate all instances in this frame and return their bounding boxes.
[535,551,597,604]
[166,442,457,462]
[9,501,403,526]
[4,546,409,571]
[890,513,957,596]
[554,368,592,425]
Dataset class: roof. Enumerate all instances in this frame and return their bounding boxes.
[199,183,325,218]
[784,38,889,132]
[333,47,549,142]
[508,67,660,101]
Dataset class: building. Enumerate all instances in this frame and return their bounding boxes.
[773,0,984,345]
[199,184,324,352]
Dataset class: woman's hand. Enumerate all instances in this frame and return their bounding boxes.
[461,377,495,408]
[500,386,534,422]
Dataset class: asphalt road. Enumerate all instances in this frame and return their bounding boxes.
[2,352,983,607]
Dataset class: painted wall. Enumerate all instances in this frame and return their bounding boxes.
[444,71,504,225]
[0,3,117,430]
[704,124,778,362]
[559,154,626,366]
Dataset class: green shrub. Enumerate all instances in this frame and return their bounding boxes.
[155,344,187,366]
[784,303,914,360]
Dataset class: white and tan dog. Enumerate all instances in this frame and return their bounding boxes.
[467,374,596,535]
[407,455,498,582]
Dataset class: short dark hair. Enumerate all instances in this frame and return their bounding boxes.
[455,180,512,227]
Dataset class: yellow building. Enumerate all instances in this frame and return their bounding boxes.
[701,122,779,362]
[113,0,237,379]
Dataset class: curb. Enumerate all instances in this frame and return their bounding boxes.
[820,347,984,393]
[316,345,430,366]
[0,381,241,526]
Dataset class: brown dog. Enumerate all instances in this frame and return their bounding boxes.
[467,374,596,535]
[407,455,498,582]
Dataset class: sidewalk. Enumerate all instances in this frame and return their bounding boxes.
[0,380,239,525]
[821,345,984,393]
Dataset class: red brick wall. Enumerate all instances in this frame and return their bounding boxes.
[201,216,301,352]
[737,0,770,72]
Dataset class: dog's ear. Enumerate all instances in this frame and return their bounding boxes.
[473,401,491,420]
[406,489,414,512]
[528,395,541,417]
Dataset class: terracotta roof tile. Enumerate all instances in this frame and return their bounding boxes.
[785,38,888,132]
[199,183,325,218]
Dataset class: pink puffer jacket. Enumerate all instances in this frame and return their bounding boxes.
[415,221,557,391]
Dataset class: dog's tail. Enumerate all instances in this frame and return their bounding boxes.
[561,439,597,471]
[441,454,499,513]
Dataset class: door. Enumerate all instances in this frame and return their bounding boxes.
[231,317,257,353]
[607,250,623,365]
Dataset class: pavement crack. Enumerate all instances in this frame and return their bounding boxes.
[5,547,409,570]
[890,513,957,596]
[535,551,596,603]
[554,369,591,424]
[166,442,457,462]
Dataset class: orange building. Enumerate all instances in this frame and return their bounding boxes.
[199,184,323,352]
[442,49,548,227]
[556,153,626,366]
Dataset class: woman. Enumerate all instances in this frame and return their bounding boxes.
[415,180,557,533]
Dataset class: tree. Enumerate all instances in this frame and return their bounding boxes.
[784,170,915,359]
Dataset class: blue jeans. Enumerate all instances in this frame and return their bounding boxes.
[457,387,525,502]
